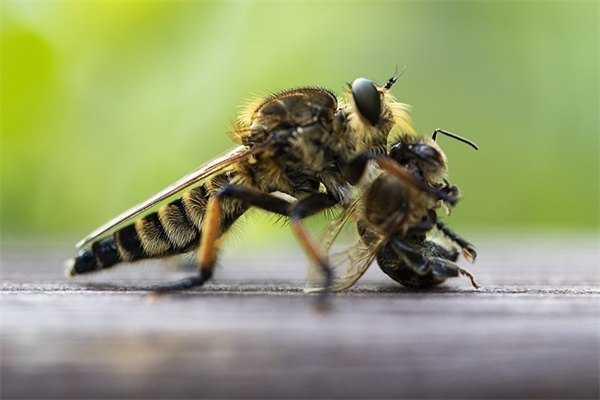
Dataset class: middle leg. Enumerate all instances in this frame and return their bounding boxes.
[200,185,340,295]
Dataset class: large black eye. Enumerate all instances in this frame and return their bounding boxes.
[351,78,381,126]
[411,143,441,164]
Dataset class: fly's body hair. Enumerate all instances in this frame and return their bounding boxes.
[68,173,246,275]
[69,75,416,290]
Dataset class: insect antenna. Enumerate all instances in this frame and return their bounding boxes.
[384,65,407,90]
[432,129,479,150]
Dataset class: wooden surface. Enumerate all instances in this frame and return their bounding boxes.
[1,234,599,399]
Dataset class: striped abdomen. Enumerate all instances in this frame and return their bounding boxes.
[68,180,246,276]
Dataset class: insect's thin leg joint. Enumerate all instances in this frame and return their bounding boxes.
[429,257,480,289]
[375,156,458,206]
[152,268,212,293]
[389,236,429,275]
[198,195,223,272]
[289,193,338,299]
[435,220,477,262]
[343,151,376,185]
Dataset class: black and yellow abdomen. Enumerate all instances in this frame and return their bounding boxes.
[68,183,245,276]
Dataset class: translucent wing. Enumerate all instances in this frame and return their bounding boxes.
[330,236,384,292]
[304,199,359,292]
[320,197,362,252]
[76,144,264,249]
[305,197,384,293]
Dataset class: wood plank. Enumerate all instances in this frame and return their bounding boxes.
[1,235,598,399]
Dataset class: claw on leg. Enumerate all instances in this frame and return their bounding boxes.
[456,266,480,289]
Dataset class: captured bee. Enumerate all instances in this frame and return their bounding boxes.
[68,75,453,293]
[306,129,479,292]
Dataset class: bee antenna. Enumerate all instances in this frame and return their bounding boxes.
[384,65,407,90]
[432,129,479,150]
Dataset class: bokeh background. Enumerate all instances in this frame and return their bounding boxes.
[2,2,598,247]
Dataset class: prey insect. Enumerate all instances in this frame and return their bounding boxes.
[306,129,479,292]
[68,75,454,294]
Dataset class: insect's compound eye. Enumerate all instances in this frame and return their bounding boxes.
[411,143,441,164]
[351,78,381,126]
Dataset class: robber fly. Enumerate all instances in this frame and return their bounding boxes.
[306,129,479,292]
[68,75,456,293]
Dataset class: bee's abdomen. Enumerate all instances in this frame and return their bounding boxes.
[68,184,244,276]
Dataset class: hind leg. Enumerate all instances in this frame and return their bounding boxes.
[428,257,479,288]
[155,185,338,301]
[154,184,291,293]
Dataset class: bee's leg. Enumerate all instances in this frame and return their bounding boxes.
[389,236,430,275]
[428,257,480,288]
[406,210,437,236]
[435,220,477,262]
[440,178,460,197]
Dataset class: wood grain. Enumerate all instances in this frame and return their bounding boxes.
[1,235,598,399]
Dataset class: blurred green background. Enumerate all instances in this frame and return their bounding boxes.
[2,2,598,244]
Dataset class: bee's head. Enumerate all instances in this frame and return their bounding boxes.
[390,130,477,170]
[389,139,446,170]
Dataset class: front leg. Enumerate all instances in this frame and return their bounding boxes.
[343,152,458,206]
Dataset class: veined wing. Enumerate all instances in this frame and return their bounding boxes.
[305,197,382,293]
[304,197,360,291]
[319,197,362,252]
[76,144,263,249]
[306,234,386,293]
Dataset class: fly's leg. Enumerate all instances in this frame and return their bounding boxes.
[152,273,212,293]
[376,157,458,205]
[288,193,339,302]
[209,187,338,293]
[151,193,227,293]
[217,187,339,304]
[435,220,477,262]
[156,184,338,302]
[210,187,338,306]
[154,185,290,293]
[344,152,458,206]
[213,188,338,303]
